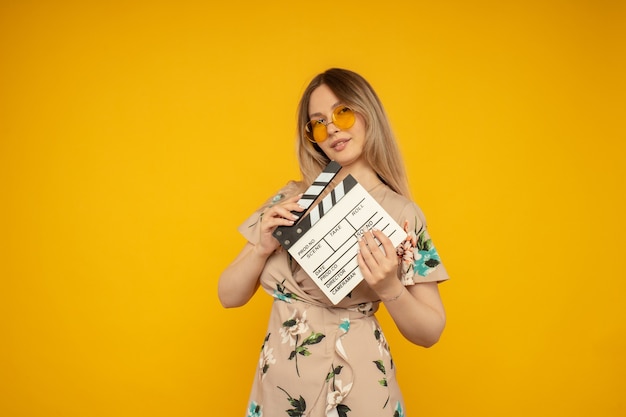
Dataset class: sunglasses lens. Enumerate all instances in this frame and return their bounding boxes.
[305,121,327,143]
[333,106,355,129]
[305,107,355,143]
[312,122,328,142]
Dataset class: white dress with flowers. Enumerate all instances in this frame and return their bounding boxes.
[237,179,449,417]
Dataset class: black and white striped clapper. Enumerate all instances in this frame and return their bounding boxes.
[273,161,356,249]
[295,160,342,213]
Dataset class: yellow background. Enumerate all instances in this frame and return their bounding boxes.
[1,1,625,416]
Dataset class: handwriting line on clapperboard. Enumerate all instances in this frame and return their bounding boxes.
[322,218,395,293]
[296,198,399,292]
[297,198,368,267]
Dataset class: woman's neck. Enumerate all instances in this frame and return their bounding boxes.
[334,162,383,192]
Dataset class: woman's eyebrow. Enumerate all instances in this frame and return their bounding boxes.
[309,102,342,118]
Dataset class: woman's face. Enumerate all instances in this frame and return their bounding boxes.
[308,84,367,169]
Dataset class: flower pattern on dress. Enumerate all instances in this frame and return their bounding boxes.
[326,378,352,417]
[393,401,405,417]
[280,309,326,376]
[270,193,285,206]
[372,323,393,409]
[274,279,298,303]
[396,218,442,284]
[259,333,276,381]
[339,319,350,333]
[240,186,447,417]
[280,310,310,346]
[373,322,390,357]
[347,302,374,315]
[247,400,263,417]
[373,359,389,408]
[325,364,343,382]
[335,319,351,360]
[277,386,307,417]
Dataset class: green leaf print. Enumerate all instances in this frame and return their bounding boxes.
[326,365,344,381]
[374,328,382,340]
[277,386,307,417]
[295,346,311,356]
[288,332,326,377]
[374,360,390,409]
[283,318,298,327]
[274,279,298,303]
[259,333,275,379]
[302,332,325,345]
[337,404,351,417]
[412,221,442,277]
[417,229,433,251]
[425,258,440,268]
[373,359,386,374]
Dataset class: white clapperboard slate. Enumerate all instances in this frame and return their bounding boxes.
[273,161,407,305]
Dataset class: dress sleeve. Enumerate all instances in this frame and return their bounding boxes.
[396,202,450,285]
[237,181,302,245]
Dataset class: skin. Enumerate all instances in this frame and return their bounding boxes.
[218,84,446,347]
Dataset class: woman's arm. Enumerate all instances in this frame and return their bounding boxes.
[379,281,446,347]
[217,193,304,308]
[357,229,446,347]
[217,242,269,308]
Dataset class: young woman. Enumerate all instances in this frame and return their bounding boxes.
[218,68,449,417]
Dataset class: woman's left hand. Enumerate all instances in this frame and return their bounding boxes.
[357,229,402,298]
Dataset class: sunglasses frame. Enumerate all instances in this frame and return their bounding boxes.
[304,105,356,143]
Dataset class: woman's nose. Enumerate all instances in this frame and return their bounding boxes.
[326,121,339,136]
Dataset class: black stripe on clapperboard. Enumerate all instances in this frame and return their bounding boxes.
[273,175,358,249]
[272,160,341,248]
[273,161,356,249]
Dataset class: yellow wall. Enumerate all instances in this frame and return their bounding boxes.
[1,1,625,416]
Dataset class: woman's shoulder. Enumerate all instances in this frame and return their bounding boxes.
[279,180,305,197]
[256,180,305,210]
[237,179,305,243]
[376,185,426,224]
[375,184,413,208]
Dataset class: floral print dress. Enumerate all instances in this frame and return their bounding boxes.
[237,180,449,417]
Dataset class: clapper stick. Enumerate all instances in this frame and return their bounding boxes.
[296,160,342,213]
[274,160,354,249]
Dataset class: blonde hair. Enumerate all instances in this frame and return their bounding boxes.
[295,68,411,198]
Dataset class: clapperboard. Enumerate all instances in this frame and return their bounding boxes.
[273,161,407,304]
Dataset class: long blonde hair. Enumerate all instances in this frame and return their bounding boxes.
[295,68,411,199]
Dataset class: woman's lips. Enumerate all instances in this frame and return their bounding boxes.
[331,138,350,151]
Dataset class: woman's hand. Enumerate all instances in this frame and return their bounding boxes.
[256,194,305,257]
[357,228,446,346]
[357,229,403,299]
[218,193,305,308]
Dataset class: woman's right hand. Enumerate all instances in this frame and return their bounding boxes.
[255,193,305,257]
